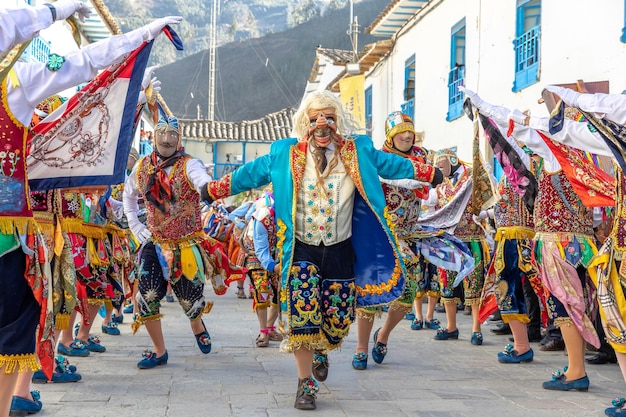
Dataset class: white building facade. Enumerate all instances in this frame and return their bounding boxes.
[360,0,626,163]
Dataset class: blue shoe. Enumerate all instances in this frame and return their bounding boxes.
[542,367,589,391]
[56,356,77,373]
[101,321,121,336]
[112,313,124,324]
[10,390,42,415]
[410,319,423,330]
[81,336,106,353]
[606,398,626,416]
[498,344,534,363]
[32,367,82,383]
[405,312,415,320]
[471,331,483,345]
[194,321,211,354]
[352,352,368,370]
[424,318,441,330]
[98,304,106,318]
[137,350,168,369]
[434,328,459,340]
[165,294,175,302]
[123,304,134,314]
[371,328,387,364]
[58,340,90,357]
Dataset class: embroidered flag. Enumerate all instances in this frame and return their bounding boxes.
[537,129,616,207]
[469,107,498,215]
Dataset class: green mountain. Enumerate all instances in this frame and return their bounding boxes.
[150,0,386,121]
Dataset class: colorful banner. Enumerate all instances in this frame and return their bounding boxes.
[339,74,365,131]
[27,41,154,190]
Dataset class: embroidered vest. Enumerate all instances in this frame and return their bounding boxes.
[495,177,534,229]
[534,170,593,235]
[0,78,32,221]
[137,156,203,242]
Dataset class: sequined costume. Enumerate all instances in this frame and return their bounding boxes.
[206,134,437,351]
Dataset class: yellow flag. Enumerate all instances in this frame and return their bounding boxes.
[339,75,365,132]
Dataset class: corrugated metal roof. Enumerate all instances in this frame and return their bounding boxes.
[329,40,393,92]
[365,0,429,38]
[180,107,296,142]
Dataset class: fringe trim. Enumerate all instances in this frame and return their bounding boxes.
[55,313,70,330]
[355,308,377,321]
[152,231,206,250]
[554,317,574,328]
[389,299,412,313]
[203,301,214,315]
[0,216,35,235]
[0,353,40,374]
[88,298,106,306]
[61,218,106,239]
[281,334,332,353]
[494,226,535,242]
[464,298,481,306]
[131,313,163,334]
[440,297,460,305]
[501,313,530,325]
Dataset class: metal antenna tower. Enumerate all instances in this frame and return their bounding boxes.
[208,0,219,120]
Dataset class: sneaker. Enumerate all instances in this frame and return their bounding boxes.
[352,352,368,370]
[137,350,168,369]
[82,336,106,353]
[58,340,90,357]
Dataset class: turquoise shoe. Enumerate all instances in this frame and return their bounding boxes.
[371,328,387,364]
[101,321,121,335]
[424,318,441,330]
[470,332,483,345]
[542,367,589,391]
[352,352,367,370]
[410,319,423,330]
[434,328,459,340]
[57,340,90,357]
[606,398,626,416]
[10,390,42,416]
[137,350,168,369]
[82,336,106,353]
[497,344,534,363]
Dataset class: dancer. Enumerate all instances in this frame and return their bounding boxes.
[123,115,246,368]
[202,91,442,409]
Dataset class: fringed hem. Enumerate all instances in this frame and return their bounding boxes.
[203,301,214,315]
[554,317,574,328]
[55,313,70,330]
[440,297,460,305]
[281,334,335,353]
[501,313,530,324]
[389,299,412,314]
[495,226,535,242]
[0,353,40,374]
[131,313,163,334]
[355,308,378,322]
[465,298,481,306]
[87,298,106,306]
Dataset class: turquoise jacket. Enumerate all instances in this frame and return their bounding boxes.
[207,134,435,306]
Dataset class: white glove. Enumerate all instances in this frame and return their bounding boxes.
[458,86,483,108]
[52,0,91,22]
[141,66,160,89]
[138,77,161,104]
[151,78,162,94]
[142,16,183,42]
[129,219,152,244]
[544,85,580,108]
[508,109,529,126]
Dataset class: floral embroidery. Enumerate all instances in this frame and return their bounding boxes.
[46,53,65,71]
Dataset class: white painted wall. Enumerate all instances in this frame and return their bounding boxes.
[366,0,626,161]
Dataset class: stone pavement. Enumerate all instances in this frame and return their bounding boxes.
[34,290,624,417]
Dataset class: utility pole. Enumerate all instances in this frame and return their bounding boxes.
[346,0,360,75]
[208,0,219,120]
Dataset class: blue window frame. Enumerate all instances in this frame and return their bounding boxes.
[401,55,415,120]
[622,0,626,42]
[447,19,465,122]
[513,0,541,92]
[364,85,372,135]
